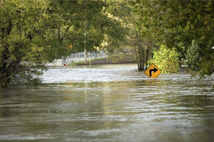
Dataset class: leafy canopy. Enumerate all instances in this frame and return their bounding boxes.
[133,0,214,77]
[0,0,127,87]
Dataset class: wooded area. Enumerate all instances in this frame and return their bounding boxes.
[0,0,214,87]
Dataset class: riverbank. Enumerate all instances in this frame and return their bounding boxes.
[75,56,137,65]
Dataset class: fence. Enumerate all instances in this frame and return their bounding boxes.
[46,51,108,66]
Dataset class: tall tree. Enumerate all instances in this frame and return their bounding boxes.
[133,0,214,77]
[0,0,128,87]
[0,0,73,87]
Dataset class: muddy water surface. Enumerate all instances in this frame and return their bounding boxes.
[0,64,214,142]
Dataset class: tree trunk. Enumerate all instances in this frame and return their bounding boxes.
[0,67,10,87]
[0,59,20,87]
[146,47,149,70]
[0,47,19,87]
[142,57,145,71]
[0,18,13,87]
[138,60,142,71]
[0,48,10,87]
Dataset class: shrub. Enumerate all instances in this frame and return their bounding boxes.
[185,40,200,76]
[149,45,180,73]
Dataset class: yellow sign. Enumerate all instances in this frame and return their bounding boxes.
[145,63,162,78]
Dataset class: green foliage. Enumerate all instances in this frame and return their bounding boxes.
[0,0,127,87]
[198,59,214,78]
[185,40,200,75]
[0,0,71,87]
[133,0,214,77]
[150,45,180,73]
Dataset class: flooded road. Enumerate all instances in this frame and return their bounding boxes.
[0,64,214,142]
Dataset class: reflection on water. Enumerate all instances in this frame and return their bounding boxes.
[0,64,214,142]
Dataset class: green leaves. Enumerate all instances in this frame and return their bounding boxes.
[133,0,214,77]
[185,40,200,72]
[0,0,129,86]
[150,45,180,73]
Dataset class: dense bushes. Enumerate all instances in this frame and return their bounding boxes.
[149,45,180,73]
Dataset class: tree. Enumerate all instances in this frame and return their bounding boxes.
[129,0,156,71]
[133,0,214,77]
[185,40,200,76]
[0,0,72,87]
[50,0,128,65]
[101,0,131,53]
[102,0,153,71]
[0,0,128,87]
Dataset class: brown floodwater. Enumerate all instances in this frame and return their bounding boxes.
[0,64,214,142]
